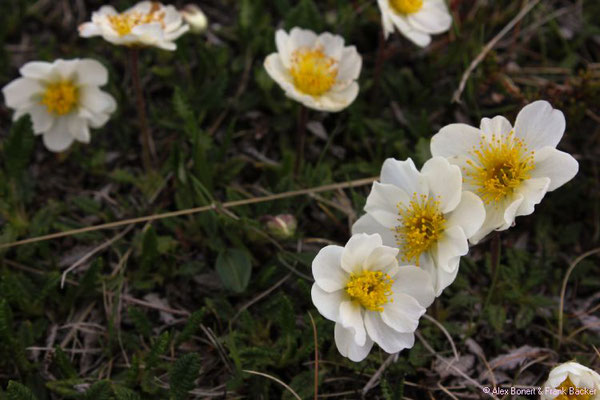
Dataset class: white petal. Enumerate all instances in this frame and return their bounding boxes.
[275,30,292,69]
[316,82,359,112]
[315,32,345,61]
[341,233,382,274]
[28,104,55,134]
[381,292,425,333]
[312,245,347,292]
[311,285,345,322]
[430,123,483,158]
[339,301,366,346]
[264,53,291,89]
[380,158,428,197]
[336,46,362,83]
[469,203,507,244]
[388,12,432,47]
[421,157,462,213]
[365,246,399,272]
[392,266,435,308]
[352,214,397,248]
[53,59,79,81]
[514,100,566,150]
[42,118,74,152]
[74,59,109,86]
[502,195,524,230]
[67,116,91,143]
[435,225,468,273]
[406,1,452,34]
[364,182,410,229]
[334,323,374,362]
[289,27,318,50]
[3,78,42,109]
[435,259,460,296]
[364,312,415,353]
[480,115,512,140]
[19,61,54,80]
[446,191,486,239]
[531,147,579,191]
[515,177,550,217]
[78,22,102,37]
[80,86,117,115]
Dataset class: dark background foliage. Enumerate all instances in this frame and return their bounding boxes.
[0,0,598,399]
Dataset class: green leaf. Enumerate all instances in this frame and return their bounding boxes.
[53,346,78,379]
[3,117,34,180]
[145,332,170,370]
[6,381,37,400]
[84,381,112,400]
[215,249,252,293]
[114,386,141,400]
[169,353,201,400]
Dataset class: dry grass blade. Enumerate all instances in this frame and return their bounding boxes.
[558,247,600,346]
[452,0,542,103]
[308,312,319,400]
[243,370,302,400]
[0,176,378,249]
[416,332,500,400]
[423,314,459,361]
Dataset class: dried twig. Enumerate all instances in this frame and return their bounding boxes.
[362,352,398,396]
[243,370,302,400]
[452,0,541,103]
[1,176,378,249]
[558,248,600,346]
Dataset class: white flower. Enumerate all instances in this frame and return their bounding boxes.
[79,1,189,51]
[2,59,117,153]
[377,0,452,47]
[431,100,579,244]
[352,157,485,296]
[264,28,362,112]
[541,361,600,400]
[181,4,208,34]
[311,233,435,362]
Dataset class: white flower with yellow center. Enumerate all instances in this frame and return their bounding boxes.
[352,157,485,296]
[431,101,579,244]
[79,1,189,51]
[263,28,362,112]
[378,0,452,47]
[311,233,435,362]
[2,59,117,152]
[541,361,600,400]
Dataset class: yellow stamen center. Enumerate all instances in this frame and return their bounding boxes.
[555,377,593,400]
[107,3,166,36]
[346,270,394,312]
[464,132,534,205]
[41,81,79,116]
[289,48,338,96]
[395,194,446,265]
[390,0,424,14]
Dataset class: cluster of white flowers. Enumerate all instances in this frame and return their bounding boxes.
[0,0,588,383]
[2,1,207,153]
[312,100,579,361]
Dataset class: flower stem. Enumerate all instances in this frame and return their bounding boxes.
[129,47,155,171]
[371,29,386,101]
[483,233,502,311]
[294,105,308,176]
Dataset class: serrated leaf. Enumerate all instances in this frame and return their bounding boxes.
[6,381,37,400]
[215,249,252,293]
[169,353,201,400]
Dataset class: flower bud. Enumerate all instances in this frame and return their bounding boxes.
[263,214,297,239]
[181,4,208,34]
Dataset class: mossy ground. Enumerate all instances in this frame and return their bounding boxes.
[0,0,598,399]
